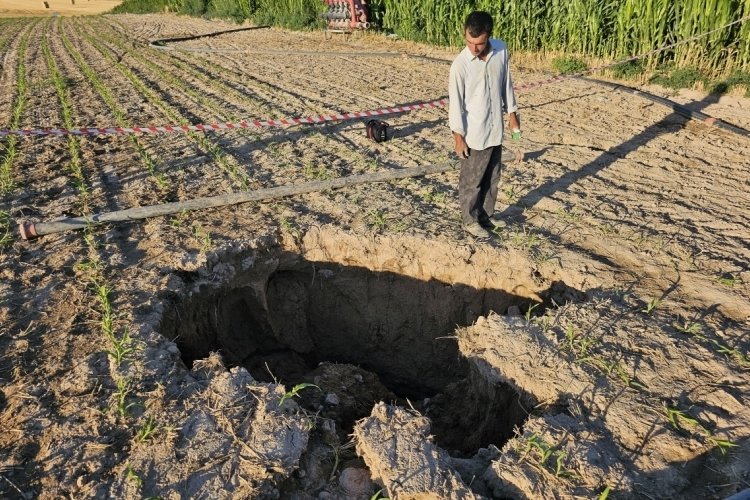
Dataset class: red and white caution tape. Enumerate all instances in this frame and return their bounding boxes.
[4,14,748,140]
[0,99,448,138]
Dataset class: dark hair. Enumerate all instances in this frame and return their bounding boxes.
[464,11,493,37]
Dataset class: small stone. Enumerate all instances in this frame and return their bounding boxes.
[354,374,364,383]
[166,343,180,355]
[339,468,373,496]
[318,492,333,500]
[325,393,340,406]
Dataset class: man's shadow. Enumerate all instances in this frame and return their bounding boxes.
[497,82,729,222]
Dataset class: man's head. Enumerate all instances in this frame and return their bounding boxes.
[464,11,493,58]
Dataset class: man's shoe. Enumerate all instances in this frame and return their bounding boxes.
[463,221,492,239]
[480,217,506,232]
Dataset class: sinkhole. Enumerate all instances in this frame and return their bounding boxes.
[160,246,568,456]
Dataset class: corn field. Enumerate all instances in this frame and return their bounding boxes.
[116,0,750,74]
[380,0,750,74]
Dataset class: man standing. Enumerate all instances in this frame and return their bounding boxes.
[449,11,520,239]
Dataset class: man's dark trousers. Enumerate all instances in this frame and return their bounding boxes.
[459,145,502,226]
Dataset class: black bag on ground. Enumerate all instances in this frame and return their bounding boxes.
[366,119,390,142]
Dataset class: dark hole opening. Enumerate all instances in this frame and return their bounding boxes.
[162,254,541,456]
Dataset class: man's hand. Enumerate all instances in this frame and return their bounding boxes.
[454,134,470,158]
[508,112,521,141]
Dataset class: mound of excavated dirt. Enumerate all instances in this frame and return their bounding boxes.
[1,13,749,500]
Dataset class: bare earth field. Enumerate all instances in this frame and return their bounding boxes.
[0,0,122,17]
[1,13,749,499]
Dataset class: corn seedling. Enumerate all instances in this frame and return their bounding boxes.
[114,377,136,418]
[169,210,190,228]
[556,207,582,223]
[0,22,33,195]
[674,320,702,335]
[94,281,115,337]
[279,383,320,407]
[193,225,213,253]
[367,209,388,232]
[280,218,302,239]
[710,340,749,367]
[106,327,138,368]
[599,486,611,500]
[421,186,447,205]
[664,404,737,454]
[520,434,577,479]
[136,415,159,442]
[641,298,660,314]
[503,185,519,204]
[125,464,143,487]
[706,435,739,455]
[371,490,389,500]
[507,226,544,252]
[0,210,12,248]
[716,273,739,287]
[521,433,554,465]
[524,303,540,322]
[41,24,89,205]
[304,161,331,180]
[62,22,171,194]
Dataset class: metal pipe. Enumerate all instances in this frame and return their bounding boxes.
[19,150,523,239]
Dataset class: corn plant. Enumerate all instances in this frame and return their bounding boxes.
[674,320,702,335]
[366,209,388,232]
[280,217,302,239]
[641,297,660,314]
[193,224,213,253]
[114,377,136,418]
[716,273,739,287]
[664,404,737,455]
[136,415,159,442]
[0,210,12,248]
[106,327,138,368]
[61,21,170,193]
[124,463,143,487]
[42,22,90,207]
[279,383,320,407]
[0,22,34,195]
[377,0,748,77]
[75,19,250,191]
[519,433,578,479]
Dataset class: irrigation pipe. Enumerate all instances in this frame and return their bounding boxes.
[18,149,523,240]
[149,25,272,46]
[581,77,750,139]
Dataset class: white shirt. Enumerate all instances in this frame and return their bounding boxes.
[449,39,518,150]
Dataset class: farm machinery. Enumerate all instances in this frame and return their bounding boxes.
[321,0,372,31]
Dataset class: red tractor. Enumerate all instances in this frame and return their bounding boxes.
[322,0,372,31]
